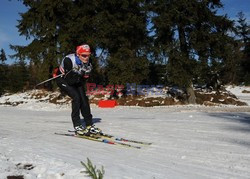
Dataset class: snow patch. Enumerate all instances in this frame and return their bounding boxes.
[226,85,250,105]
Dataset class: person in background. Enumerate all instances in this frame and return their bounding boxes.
[56,44,101,135]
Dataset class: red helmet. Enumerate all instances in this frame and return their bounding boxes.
[76,44,91,55]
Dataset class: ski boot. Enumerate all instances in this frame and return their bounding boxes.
[74,125,102,136]
[87,125,102,135]
[74,125,89,136]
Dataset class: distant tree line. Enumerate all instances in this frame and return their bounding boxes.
[0,0,249,103]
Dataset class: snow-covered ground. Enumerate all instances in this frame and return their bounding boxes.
[226,85,250,106]
[0,86,250,179]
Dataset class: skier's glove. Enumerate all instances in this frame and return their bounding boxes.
[80,63,92,78]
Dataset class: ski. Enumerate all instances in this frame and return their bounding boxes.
[55,132,141,149]
[68,130,152,145]
[100,132,152,145]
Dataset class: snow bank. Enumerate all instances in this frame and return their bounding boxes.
[226,85,250,105]
[0,90,70,111]
[0,85,250,110]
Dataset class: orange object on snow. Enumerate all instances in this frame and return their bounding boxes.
[98,100,117,108]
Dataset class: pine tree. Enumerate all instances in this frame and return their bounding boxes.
[0,64,6,96]
[236,12,250,46]
[235,12,250,84]
[150,0,235,103]
[0,48,7,64]
[10,0,74,88]
[93,0,150,85]
[6,60,29,93]
[11,0,103,89]
[0,49,8,95]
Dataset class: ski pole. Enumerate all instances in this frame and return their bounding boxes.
[35,68,72,87]
[35,74,63,87]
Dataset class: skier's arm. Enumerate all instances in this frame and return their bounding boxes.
[63,58,82,85]
[63,57,73,74]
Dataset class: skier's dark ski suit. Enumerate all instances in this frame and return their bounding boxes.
[56,53,93,128]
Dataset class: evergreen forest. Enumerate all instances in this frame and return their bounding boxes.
[0,0,249,103]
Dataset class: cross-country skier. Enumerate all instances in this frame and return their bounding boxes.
[56,44,101,135]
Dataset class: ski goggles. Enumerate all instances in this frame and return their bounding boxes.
[80,54,90,58]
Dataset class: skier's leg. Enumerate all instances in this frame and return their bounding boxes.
[78,86,93,126]
[76,85,102,134]
[56,78,81,127]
